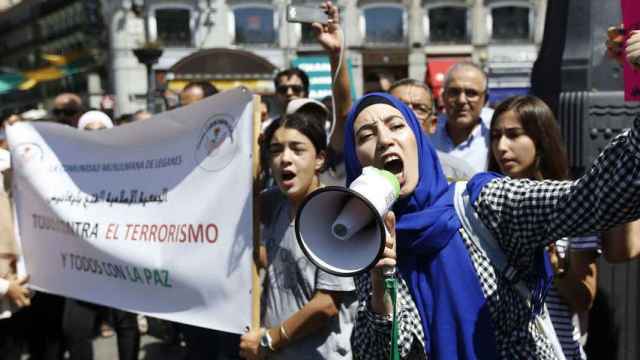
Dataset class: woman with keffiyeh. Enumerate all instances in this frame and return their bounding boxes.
[345,93,640,359]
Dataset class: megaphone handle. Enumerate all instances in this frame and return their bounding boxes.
[384,276,400,360]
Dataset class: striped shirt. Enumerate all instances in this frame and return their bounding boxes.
[546,236,600,360]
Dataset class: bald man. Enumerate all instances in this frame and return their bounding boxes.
[179,81,218,107]
[51,93,83,127]
[430,63,494,173]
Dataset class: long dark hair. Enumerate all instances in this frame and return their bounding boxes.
[487,95,569,180]
[260,112,328,175]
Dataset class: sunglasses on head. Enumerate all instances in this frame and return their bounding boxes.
[276,84,304,95]
[52,108,79,117]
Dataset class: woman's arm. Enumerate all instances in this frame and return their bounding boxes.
[551,247,598,313]
[475,118,640,272]
[313,1,352,156]
[239,289,343,359]
[351,212,426,359]
[269,289,341,348]
[602,220,640,263]
[352,273,426,359]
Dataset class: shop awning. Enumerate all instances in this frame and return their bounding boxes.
[0,50,97,94]
[167,48,278,93]
[167,79,274,93]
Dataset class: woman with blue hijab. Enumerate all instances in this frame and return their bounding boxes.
[346,93,640,359]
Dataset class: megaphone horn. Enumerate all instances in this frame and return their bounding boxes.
[295,167,400,277]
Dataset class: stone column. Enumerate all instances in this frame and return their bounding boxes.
[471,0,489,65]
[107,3,148,116]
[408,0,426,81]
[533,0,547,45]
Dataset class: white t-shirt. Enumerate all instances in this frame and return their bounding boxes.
[436,151,476,183]
[260,188,357,359]
[546,236,600,360]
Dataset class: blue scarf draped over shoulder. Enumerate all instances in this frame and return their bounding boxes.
[343,93,499,359]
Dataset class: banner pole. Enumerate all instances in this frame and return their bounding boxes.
[251,94,262,329]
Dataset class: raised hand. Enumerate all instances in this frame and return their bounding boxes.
[626,30,640,70]
[606,25,626,65]
[375,211,397,272]
[312,1,343,54]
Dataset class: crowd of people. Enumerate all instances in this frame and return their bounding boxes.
[1,3,640,359]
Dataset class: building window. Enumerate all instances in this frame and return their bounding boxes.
[362,5,406,44]
[232,6,276,45]
[426,6,468,44]
[491,6,531,42]
[154,8,192,47]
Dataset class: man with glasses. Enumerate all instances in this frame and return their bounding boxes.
[389,79,437,134]
[430,63,494,173]
[51,93,83,127]
[389,78,475,182]
[273,68,309,107]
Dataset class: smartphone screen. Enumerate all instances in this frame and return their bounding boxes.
[286,5,328,24]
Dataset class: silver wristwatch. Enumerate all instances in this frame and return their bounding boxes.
[259,328,274,353]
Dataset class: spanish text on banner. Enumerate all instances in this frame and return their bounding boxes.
[7,87,254,334]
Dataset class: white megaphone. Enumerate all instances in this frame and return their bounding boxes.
[295,166,400,277]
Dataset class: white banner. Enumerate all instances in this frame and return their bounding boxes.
[7,88,254,334]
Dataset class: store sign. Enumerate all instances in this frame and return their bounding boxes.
[292,56,356,100]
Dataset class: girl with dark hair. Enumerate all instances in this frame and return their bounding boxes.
[346,92,640,360]
[487,96,568,180]
[239,113,357,360]
[488,96,598,360]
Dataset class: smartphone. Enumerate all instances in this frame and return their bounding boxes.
[286,5,328,24]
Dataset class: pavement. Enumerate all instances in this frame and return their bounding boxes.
[19,334,188,360]
[93,334,188,360]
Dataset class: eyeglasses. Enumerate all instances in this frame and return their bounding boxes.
[444,87,484,101]
[52,108,79,117]
[276,84,304,95]
[403,102,433,118]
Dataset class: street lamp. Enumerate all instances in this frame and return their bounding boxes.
[133,45,163,113]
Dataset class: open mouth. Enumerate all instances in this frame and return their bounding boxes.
[383,156,404,176]
[281,170,296,181]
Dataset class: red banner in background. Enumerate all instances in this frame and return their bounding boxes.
[622,0,640,101]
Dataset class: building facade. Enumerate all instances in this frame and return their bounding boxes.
[0,0,106,116]
[0,0,546,116]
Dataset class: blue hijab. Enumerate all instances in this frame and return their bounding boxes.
[344,93,499,359]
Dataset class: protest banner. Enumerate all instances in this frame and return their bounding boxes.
[622,0,640,101]
[7,87,255,334]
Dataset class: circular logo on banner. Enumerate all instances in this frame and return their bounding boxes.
[14,143,43,165]
[194,114,238,172]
